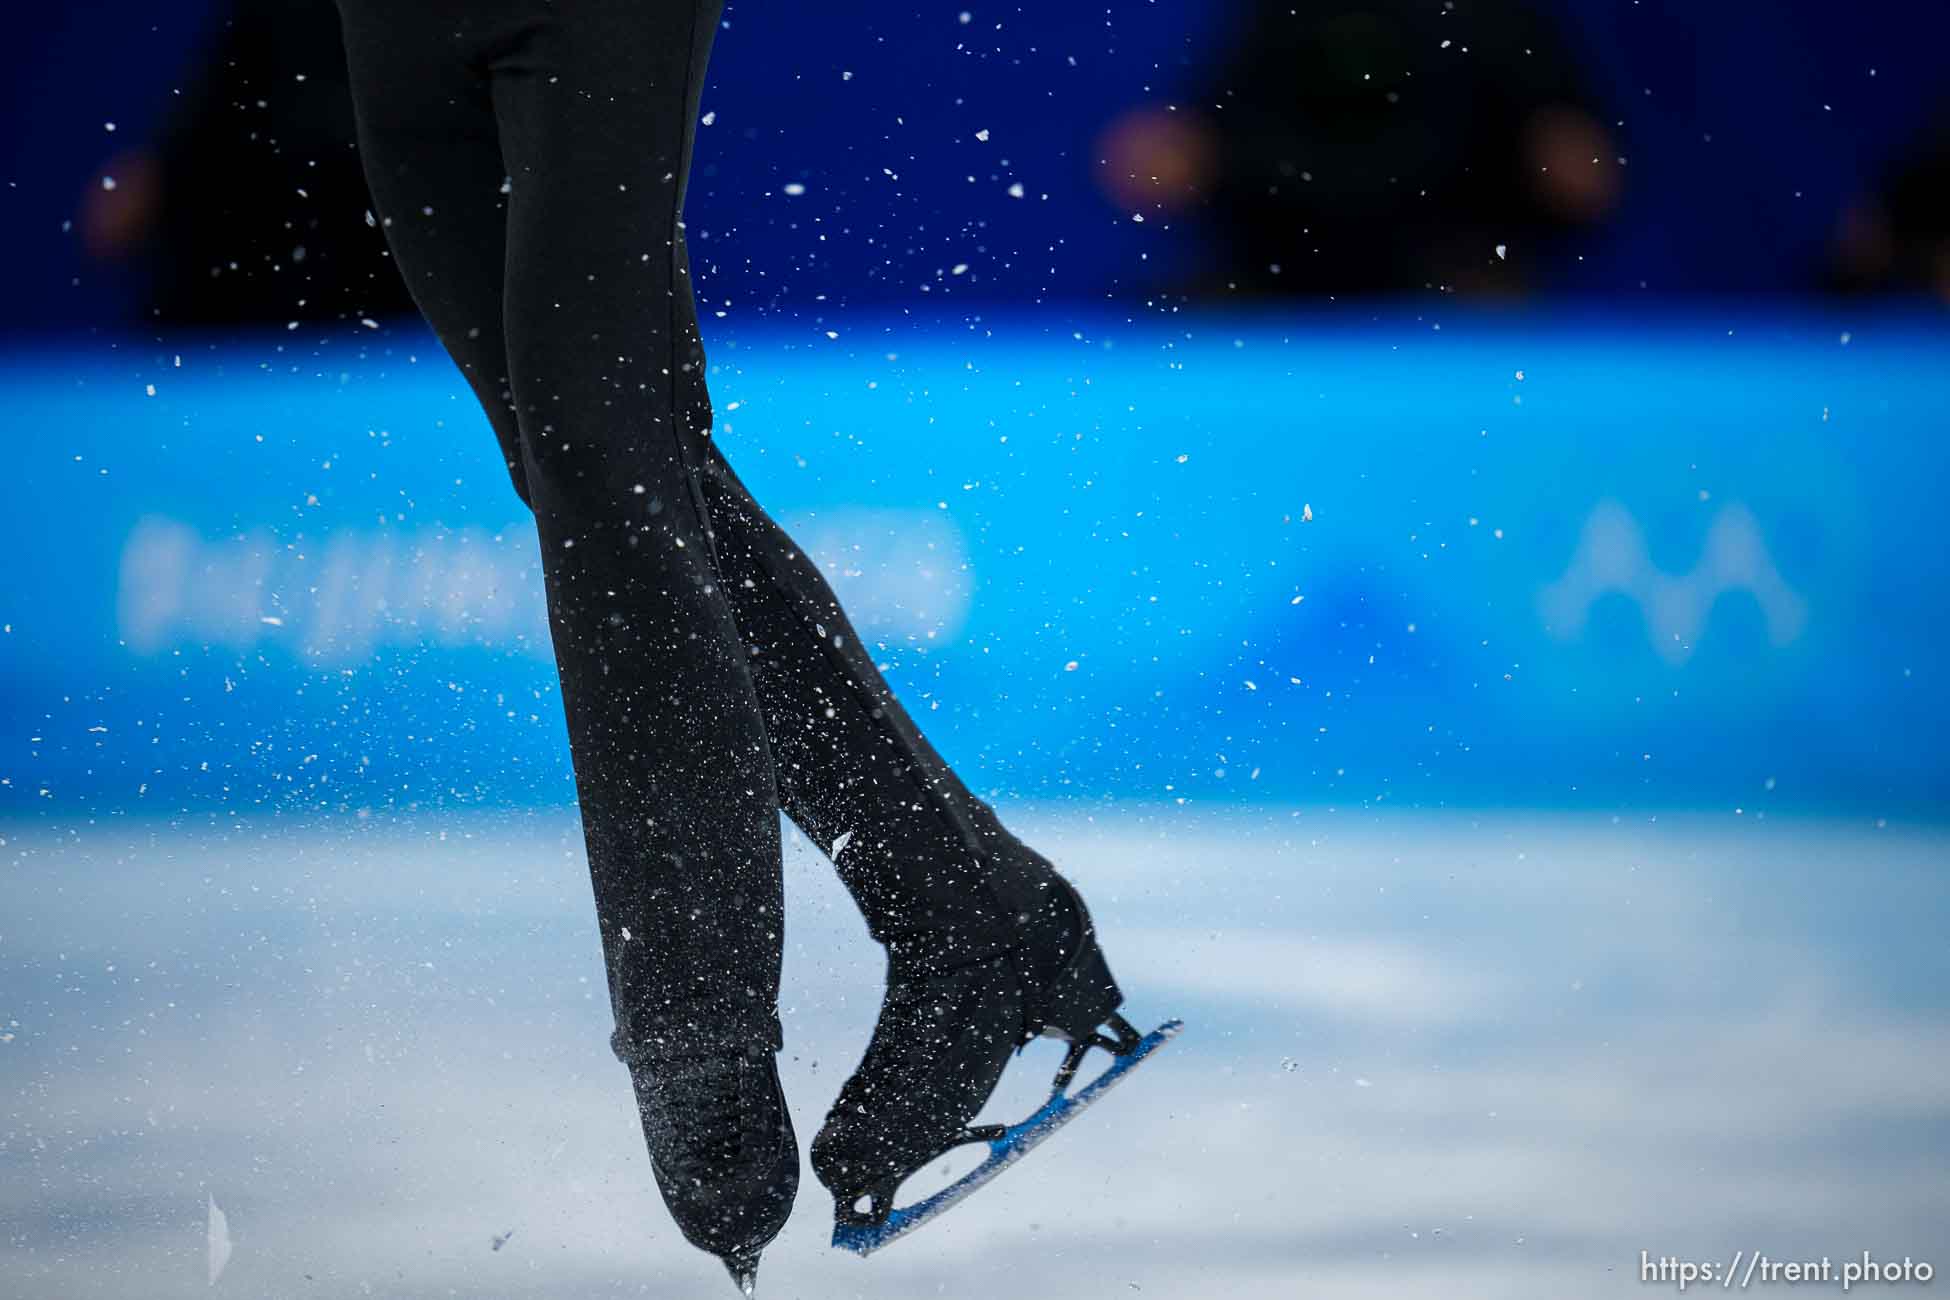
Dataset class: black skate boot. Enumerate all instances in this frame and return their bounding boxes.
[811,872,1179,1253]
[618,1029,799,1295]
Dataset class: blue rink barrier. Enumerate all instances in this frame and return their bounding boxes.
[2,305,1945,816]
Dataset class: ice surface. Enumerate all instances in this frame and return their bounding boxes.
[1,808,1946,1298]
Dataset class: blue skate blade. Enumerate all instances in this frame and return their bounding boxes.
[830,1018,1184,1257]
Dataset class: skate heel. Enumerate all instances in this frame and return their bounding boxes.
[1034,915,1124,1044]
[1027,879,1145,1100]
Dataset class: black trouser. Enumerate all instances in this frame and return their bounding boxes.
[333,0,1057,1059]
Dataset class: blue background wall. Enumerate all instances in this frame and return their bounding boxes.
[4,304,1944,817]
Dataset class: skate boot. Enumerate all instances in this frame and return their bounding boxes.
[618,1029,799,1295]
[811,873,1181,1255]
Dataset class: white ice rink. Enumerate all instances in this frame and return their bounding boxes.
[4,808,1946,1298]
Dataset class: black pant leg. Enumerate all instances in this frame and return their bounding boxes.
[698,443,1069,967]
[340,0,786,1054]
[484,0,787,1054]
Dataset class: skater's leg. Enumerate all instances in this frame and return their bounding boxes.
[697,428,1136,1232]
[698,442,1067,965]
[332,2,530,503]
[482,0,787,1053]
[339,0,781,1045]
[337,1,797,1274]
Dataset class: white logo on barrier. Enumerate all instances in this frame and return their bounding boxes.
[117,518,549,661]
[1537,501,1807,662]
[116,510,968,662]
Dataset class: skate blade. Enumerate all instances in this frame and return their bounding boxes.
[720,1250,759,1297]
[830,1018,1184,1257]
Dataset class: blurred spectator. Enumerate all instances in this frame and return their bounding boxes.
[1831,106,1950,304]
[1100,0,1621,298]
[79,0,413,325]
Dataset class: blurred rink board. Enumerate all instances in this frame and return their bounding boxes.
[0,305,1944,817]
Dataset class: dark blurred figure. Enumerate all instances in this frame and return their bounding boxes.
[1831,107,1950,304]
[79,0,414,325]
[1101,0,1620,297]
